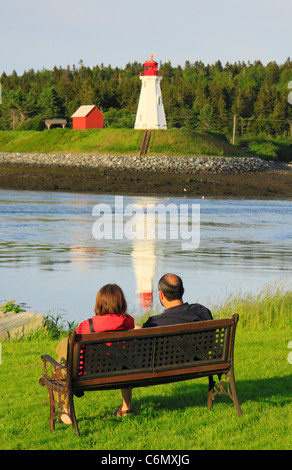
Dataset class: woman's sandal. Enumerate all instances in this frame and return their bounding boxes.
[113,406,135,417]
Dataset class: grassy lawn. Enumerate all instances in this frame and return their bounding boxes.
[0,129,291,161]
[0,128,246,157]
[0,305,291,450]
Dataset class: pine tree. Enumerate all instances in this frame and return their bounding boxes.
[37,86,63,119]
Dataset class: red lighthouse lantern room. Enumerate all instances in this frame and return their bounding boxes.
[140,54,159,76]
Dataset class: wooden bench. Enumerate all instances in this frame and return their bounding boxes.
[39,314,242,435]
[45,119,67,129]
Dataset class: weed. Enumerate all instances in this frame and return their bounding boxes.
[0,300,26,313]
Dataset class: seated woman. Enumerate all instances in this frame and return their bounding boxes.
[56,284,137,424]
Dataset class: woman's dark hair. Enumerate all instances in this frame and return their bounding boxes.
[158,274,184,301]
[94,284,128,316]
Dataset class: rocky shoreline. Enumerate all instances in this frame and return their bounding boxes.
[1,151,292,198]
[0,151,291,174]
[0,310,44,340]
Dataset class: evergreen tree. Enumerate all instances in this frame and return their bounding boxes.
[1,88,36,129]
[198,104,215,131]
[37,86,63,119]
[0,59,291,135]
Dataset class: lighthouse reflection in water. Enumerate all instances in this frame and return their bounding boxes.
[91,196,199,312]
[131,207,156,311]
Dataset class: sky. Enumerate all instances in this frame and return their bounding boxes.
[0,0,291,75]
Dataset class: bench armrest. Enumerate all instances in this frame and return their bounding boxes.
[40,354,67,384]
[41,354,64,369]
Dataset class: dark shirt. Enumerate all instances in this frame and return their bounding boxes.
[142,302,213,328]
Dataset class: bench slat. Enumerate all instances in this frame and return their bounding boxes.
[72,361,230,392]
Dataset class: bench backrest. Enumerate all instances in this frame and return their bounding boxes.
[67,315,238,392]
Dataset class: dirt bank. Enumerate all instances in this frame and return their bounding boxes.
[0,163,292,198]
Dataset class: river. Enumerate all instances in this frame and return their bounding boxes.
[0,189,291,324]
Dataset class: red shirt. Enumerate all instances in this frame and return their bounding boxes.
[76,313,135,334]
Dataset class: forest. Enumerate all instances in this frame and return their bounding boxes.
[0,58,291,139]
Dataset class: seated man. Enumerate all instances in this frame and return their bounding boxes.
[119,273,213,417]
[142,273,213,328]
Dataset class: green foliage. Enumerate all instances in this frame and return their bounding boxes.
[17,116,46,131]
[211,281,292,330]
[0,300,26,313]
[198,104,215,131]
[43,311,79,340]
[237,134,292,161]
[0,87,36,130]
[37,86,63,119]
[0,59,291,136]
[104,108,135,128]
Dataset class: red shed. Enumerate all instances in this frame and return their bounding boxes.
[71,105,104,129]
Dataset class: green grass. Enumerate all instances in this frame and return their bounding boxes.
[1,129,291,160]
[212,280,292,331]
[0,128,245,157]
[237,135,292,162]
[0,329,290,450]
[0,284,291,450]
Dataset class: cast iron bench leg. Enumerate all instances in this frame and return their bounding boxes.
[48,388,56,431]
[207,370,242,416]
[229,367,242,416]
[69,391,79,436]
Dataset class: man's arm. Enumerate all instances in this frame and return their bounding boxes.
[142,316,158,328]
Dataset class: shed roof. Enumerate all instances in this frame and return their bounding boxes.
[71,105,96,118]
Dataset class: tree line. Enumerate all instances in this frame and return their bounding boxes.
[0,58,291,137]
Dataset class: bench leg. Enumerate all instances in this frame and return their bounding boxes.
[48,389,56,431]
[229,367,242,416]
[207,368,242,416]
[207,375,215,411]
[68,391,79,436]
[45,385,79,434]
[47,387,66,431]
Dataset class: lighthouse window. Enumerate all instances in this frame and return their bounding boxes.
[157,96,161,105]
[144,81,147,87]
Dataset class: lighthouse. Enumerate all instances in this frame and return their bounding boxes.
[134,54,167,130]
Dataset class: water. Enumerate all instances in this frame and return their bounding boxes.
[0,189,291,324]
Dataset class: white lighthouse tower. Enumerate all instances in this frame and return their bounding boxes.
[134,54,167,130]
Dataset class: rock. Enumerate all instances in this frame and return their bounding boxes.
[0,152,291,175]
[0,311,45,340]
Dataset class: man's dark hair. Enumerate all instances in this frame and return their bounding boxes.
[158,274,184,301]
